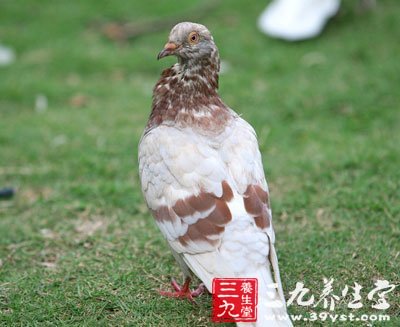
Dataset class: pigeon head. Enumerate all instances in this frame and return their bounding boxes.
[157,22,217,63]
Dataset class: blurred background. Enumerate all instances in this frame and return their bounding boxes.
[0,1,399,325]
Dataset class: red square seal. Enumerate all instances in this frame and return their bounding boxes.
[212,278,258,323]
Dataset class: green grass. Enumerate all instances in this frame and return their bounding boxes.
[0,0,399,326]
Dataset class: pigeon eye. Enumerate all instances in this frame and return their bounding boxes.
[188,32,199,44]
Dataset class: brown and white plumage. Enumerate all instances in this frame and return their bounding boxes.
[139,22,292,326]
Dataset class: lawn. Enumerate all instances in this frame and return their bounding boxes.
[0,0,399,326]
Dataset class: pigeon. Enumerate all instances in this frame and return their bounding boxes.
[139,22,292,326]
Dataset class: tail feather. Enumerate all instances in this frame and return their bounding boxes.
[269,241,286,308]
[183,249,293,326]
[237,265,292,326]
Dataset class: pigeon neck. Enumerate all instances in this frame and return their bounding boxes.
[177,49,220,92]
[147,48,230,132]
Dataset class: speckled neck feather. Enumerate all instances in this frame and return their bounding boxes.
[147,47,232,133]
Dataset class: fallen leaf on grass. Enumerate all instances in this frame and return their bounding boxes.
[40,261,57,269]
[20,187,53,204]
[75,219,104,237]
[69,94,89,108]
[40,228,58,239]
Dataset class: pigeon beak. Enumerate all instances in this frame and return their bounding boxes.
[157,42,178,60]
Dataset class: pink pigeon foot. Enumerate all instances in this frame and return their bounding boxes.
[159,277,205,303]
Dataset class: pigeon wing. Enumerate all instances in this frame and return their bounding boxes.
[139,117,283,297]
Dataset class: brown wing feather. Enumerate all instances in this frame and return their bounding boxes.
[243,185,271,230]
[151,181,233,250]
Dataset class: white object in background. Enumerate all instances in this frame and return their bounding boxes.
[35,94,48,113]
[258,0,341,41]
[0,44,15,66]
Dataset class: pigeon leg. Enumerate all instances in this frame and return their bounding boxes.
[159,277,205,303]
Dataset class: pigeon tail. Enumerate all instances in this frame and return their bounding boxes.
[237,266,292,327]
